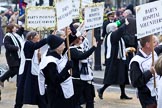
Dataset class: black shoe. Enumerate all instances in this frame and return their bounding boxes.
[102,63,106,66]
[97,89,103,99]
[120,95,132,100]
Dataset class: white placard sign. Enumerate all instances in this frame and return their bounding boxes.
[82,0,93,8]
[136,0,162,39]
[84,3,104,30]
[72,0,80,19]
[56,0,73,30]
[25,6,56,30]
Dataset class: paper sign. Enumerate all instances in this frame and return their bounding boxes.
[84,2,104,30]
[25,6,56,30]
[55,0,73,30]
[136,0,162,39]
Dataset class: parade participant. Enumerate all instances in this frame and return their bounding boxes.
[153,35,159,48]
[69,23,97,108]
[101,11,116,40]
[101,11,116,65]
[9,10,19,25]
[125,4,136,16]
[14,31,47,108]
[129,35,162,108]
[0,24,24,87]
[73,22,96,107]
[39,35,74,108]
[0,11,8,34]
[55,30,66,40]
[155,55,162,108]
[97,19,132,100]
[121,9,137,48]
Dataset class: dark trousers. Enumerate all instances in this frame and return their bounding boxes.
[0,66,19,83]
[14,74,47,108]
[73,79,95,108]
[138,90,157,108]
[82,82,95,108]
[14,96,47,108]
[104,35,108,64]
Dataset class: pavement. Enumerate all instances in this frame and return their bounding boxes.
[0,46,141,108]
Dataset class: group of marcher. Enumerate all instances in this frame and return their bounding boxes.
[0,13,98,108]
[0,0,162,108]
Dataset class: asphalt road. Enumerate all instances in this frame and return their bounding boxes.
[0,81,141,108]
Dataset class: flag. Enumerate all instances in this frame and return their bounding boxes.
[19,0,27,16]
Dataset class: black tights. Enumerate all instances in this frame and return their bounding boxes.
[100,84,126,96]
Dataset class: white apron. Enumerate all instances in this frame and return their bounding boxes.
[39,54,74,99]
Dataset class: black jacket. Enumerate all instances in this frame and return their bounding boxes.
[70,46,96,78]
[4,35,21,67]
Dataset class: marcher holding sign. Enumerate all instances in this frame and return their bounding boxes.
[68,22,97,108]
[129,35,162,108]
[129,1,162,108]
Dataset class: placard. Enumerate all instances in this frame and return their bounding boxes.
[72,0,80,19]
[82,0,93,8]
[84,2,104,30]
[25,6,56,30]
[136,0,162,38]
[55,0,73,30]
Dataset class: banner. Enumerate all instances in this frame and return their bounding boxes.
[25,6,56,30]
[136,0,162,39]
[84,2,104,30]
[55,0,73,30]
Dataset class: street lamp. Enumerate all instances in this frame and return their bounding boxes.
[93,0,102,71]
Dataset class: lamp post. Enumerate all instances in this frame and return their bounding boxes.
[93,0,102,71]
[94,27,102,70]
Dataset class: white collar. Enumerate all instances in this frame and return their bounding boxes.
[139,49,151,58]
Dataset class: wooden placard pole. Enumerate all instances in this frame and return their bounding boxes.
[92,29,94,46]
[53,0,57,34]
[66,27,71,61]
[65,27,72,75]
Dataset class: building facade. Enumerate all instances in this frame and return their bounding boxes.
[105,0,150,8]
